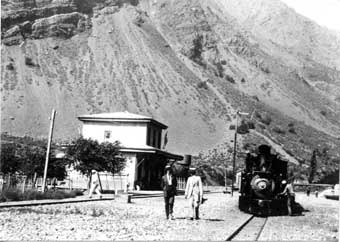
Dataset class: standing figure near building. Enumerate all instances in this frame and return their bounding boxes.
[88,170,102,199]
[185,167,203,220]
[161,165,177,220]
[279,180,295,216]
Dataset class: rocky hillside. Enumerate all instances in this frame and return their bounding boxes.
[1,0,340,182]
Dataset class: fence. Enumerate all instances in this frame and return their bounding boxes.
[177,177,186,190]
[66,172,129,192]
[0,174,36,193]
[0,174,188,193]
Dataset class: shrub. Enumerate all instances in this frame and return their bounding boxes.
[257,123,266,130]
[25,57,36,67]
[252,95,259,102]
[272,126,286,134]
[261,114,272,125]
[0,189,22,201]
[0,189,80,202]
[6,63,15,70]
[247,121,255,129]
[215,62,224,77]
[320,110,327,116]
[220,60,227,65]
[288,122,294,127]
[188,33,203,64]
[288,127,296,134]
[225,75,235,83]
[241,78,246,83]
[197,81,208,89]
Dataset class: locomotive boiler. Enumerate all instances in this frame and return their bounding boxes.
[239,144,288,216]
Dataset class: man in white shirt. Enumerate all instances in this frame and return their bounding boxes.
[185,167,204,220]
[88,169,102,199]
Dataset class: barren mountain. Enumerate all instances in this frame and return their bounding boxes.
[1,0,340,181]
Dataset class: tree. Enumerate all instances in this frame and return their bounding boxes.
[0,143,20,174]
[16,145,46,178]
[309,149,318,183]
[66,137,125,187]
[189,33,204,64]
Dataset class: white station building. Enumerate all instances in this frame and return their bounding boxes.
[77,111,183,190]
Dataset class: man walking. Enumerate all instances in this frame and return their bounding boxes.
[185,167,204,220]
[161,165,177,220]
[88,170,102,199]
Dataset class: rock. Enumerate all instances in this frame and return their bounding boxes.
[31,12,90,39]
[4,25,21,38]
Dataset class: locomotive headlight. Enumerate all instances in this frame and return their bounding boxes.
[257,181,267,190]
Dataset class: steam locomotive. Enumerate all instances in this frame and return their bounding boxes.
[239,144,288,216]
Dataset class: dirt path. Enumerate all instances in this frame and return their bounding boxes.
[0,192,337,240]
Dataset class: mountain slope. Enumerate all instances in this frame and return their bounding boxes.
[1,0,340,176]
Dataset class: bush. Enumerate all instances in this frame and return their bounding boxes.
[241,78,246,83]
[215,62,224,77]
[197,81,208,89]
[0,189,22,202]
[225,75,235,83]
[25,57,36,67]
[257,123,266,130]
[288,122,294,127]
[0,189,80,202]
[252,95,259,102]
[320,110,327,116]
[288,127,296,134]
[260,113,272,125]
[272,126,286,134]
[6,63,15,70]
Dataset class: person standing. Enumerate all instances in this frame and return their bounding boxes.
[279,180,295,216]
[88,170,102,199]
[185,167,203,220]
[161,165,177,220]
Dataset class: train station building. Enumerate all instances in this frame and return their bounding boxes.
[76,111,183,190]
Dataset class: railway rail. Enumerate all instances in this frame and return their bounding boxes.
[226,215,268,241]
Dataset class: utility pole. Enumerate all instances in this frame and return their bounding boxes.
[231,111,239,197]
[42,109,56,192]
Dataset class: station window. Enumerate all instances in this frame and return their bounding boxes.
[104,130,111,139]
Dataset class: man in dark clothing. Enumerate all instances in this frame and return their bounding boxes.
[161,165,177,220]
[279,180,295,216]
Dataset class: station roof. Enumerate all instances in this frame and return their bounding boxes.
[120,145,183,160]
[78,111,168,129]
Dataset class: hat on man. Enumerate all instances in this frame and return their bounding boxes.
[164,165,171,171]
[92,169,97,174]
[281,180,287,185]
[189,167,197,175]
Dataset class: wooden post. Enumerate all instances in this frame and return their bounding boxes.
[127,194,132,203]
[22,176,27,193]
[98,172,103,192]
[42,109,56,192]
[231,111,239,197]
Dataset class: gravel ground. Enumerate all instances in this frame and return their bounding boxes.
[259,193,339,241]
[0,192,338,240]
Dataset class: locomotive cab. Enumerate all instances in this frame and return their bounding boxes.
[239,145,288,216]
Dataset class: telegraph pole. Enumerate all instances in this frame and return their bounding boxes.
[231,111,239,197]
[42,109,56,192]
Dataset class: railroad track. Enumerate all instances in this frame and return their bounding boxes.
[226,215,268,241]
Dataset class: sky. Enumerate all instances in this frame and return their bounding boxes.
[280,0,340,32]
